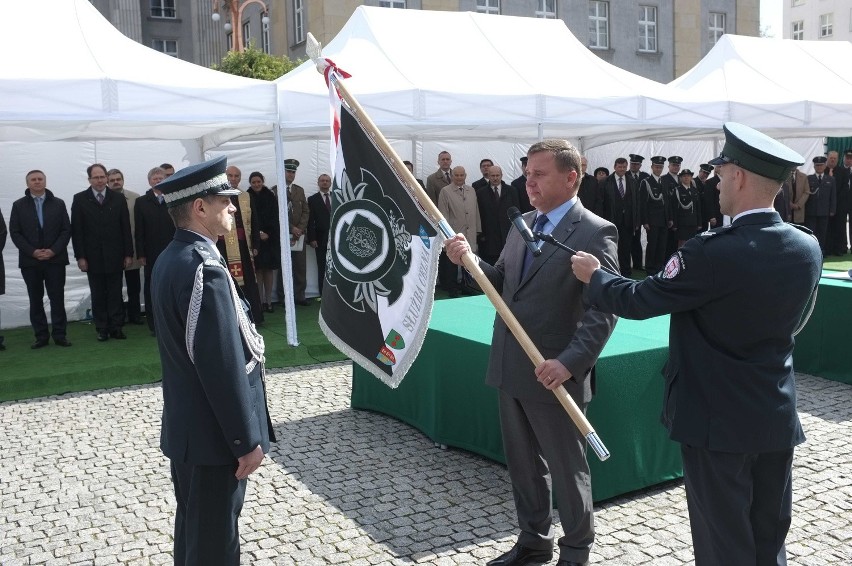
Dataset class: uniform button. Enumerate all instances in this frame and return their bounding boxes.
[233,439,241,445]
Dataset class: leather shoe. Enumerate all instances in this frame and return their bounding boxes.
[97,331,109,342]
[31,339,50,349]
[486,543,553,566]
[129,317,145,325]
[54,338,72,347]
[296,299,311,306]
[110,329,127,340]
[556,561,589,566]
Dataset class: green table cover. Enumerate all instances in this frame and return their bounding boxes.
[793,274,852,385]
[351,295,682,502]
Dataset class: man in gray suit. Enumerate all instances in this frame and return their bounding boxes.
[446,139,619,566]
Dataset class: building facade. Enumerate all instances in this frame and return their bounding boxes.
[784,0,852,41]
[92,1,758,81]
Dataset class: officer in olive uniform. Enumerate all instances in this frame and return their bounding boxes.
[805,156,836,254]
[152,156,276,565]
[572,122,822,566]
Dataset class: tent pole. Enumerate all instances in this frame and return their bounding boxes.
[274,123,299,346]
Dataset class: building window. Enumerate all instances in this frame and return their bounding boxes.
[709,12,726,45]
[535,0,556,19]
[226,32,233,51]
[293,0,305,44]
[477,0,500,14]
[152,39,178,57]
[379,0,406,7]
[262,22,271,53]
[589,1,609,49]
[792,20,804,40]
[638,5,657,52]
[150,0,176,18]
[243,20,251,46]
[819,13,833,38]
[791,0,804,6]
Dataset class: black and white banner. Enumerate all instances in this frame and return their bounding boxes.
[319,74,442,387]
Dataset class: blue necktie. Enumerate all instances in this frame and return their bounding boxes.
[35,196,44,228]
[521,214,548,279]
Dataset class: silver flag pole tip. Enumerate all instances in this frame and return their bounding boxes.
[586,431,610,461]
[307,33,325,71]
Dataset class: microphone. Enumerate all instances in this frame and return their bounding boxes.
[507,206,541,257]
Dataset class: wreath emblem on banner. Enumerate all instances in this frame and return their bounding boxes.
[327,167,412,313]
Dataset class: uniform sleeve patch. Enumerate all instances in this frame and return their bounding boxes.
[662,252,684,279]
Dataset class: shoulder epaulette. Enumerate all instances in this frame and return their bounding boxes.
[790,223,815,236]
[696,225,734,241]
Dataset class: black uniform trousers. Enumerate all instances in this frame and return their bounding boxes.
[315,245,328,294]
[87,271,124,332]
[21,263,67,340]
[645,226,668,274]
[804,216,829,254]
[631,227,644,270]
[170,460,246,566]
[615,222,633,276]
[143,259,160,333]
[681,444,794,566]
[124,268,141,322]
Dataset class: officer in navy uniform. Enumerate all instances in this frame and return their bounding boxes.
[661,156,683,257]
[571,122,822,566]
[638,156,671,274]
[627,154,649,270]
[151,156,276,565]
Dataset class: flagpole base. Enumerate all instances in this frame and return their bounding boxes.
[586,431,610,461]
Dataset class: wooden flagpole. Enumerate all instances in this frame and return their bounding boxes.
[307,34,609,461]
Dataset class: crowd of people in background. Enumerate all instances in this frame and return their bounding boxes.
[422,147,852,286]
[1,146,850,349]
[0,158,333,349]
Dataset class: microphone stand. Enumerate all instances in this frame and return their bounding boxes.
[534,232,623,277]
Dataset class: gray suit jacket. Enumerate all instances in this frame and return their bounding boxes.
[480,200,619,405]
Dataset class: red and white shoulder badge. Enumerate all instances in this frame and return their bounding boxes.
[662,251,684,279]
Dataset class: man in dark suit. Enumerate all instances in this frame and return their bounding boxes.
[627,154,649,270]
[307,173,333,295]
[824,150,849,255]
[510,156,533,213]
[134,166,175,335]
[71,163,133,342]
[107,168,144,326]
[577,156,601,216]
[152,156,275,565]
[602,157,639,276]
[475,164,519,266]
[446,139,619,566]
[472,158,494,190]
[9,170,73,348]
[572,122,822,566]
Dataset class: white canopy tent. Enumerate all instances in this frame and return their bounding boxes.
[664,34,852,139]
[0,0,285,333]
[0,0,276,144]
[228,6,707,150]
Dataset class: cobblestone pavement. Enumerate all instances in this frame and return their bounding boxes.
[1,363,850,565]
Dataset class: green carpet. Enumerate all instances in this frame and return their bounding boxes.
[2,251,847,403]
[0,300,346,403]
